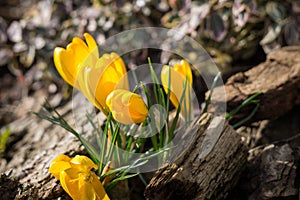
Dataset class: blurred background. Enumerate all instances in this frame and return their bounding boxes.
[0,0,299,128]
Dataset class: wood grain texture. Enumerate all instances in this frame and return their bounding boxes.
[144,113,248,200]
[210,46,300,122]
[0,93,97,199]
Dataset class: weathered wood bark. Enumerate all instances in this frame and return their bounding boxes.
[0,93,98,199]
[228,134,300,199]
[0,92,131,200]
[211,46,300,122]
[144,113,248,200]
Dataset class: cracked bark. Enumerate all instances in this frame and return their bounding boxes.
[228,134,300,199]
[0,93,97,199]
[144,113,248,200]
[144,46,300,199]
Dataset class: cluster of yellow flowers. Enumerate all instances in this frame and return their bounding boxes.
[54,33,192,125]
[54,33,148,124]
[51,33,193,199]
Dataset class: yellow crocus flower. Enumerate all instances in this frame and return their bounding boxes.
[49,154,110,200]
[106,89,149,125]
[54,33,99,88]
[53,33,129,113]
[79,53,129,114]
[161,60,193,119]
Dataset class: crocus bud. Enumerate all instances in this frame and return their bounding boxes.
[161,60,193,119]
[106,89,148,125]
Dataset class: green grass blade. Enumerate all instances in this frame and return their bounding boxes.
[232,101,260,129]
[226,92,262,119]
[104,174,139,192]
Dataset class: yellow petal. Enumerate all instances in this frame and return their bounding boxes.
[53,33,99,89]
[106,89,148,124]
[128,93,149,121]
[91,173,110,200]
[61,168,109,200]
[72,37,89,48]
[173,60,193,86]
[53,47,77,87]
[161,64,192,119]
[70,155,98,171]
[60,169,82,200]
[49,154,72,179]
[51,154,71,163]
[78,174,97,200]
[69,42,89,68]
[85,53,129,113]
[161,65,181,108]
[84,33,99,57]
[75,51,103,110]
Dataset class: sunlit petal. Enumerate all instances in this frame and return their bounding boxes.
[60,169,83,200]
[91,173,110,200]
[161,65,182,108]
[53,33,99,89]
[70,155,98,171]
[84,33,99,57]
[173,60,193,86]
[49,154,72,179]
[53,47,77,87]
[106,89,148,124]
[50,154,109,200]
[85,53,129,113]
[161,60,193,119]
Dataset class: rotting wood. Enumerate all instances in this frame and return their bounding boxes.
[144,113,248,200]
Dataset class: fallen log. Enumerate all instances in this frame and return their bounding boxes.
[210,46,300,122]
[144,113,248,200]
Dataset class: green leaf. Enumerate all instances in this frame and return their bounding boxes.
[148,57,160,104]
[33,100,100,164]
[77,134,100,164]
[105,174,139,192]
[232,102,260,129]
[0,129,11,151]
[101,165,132,180]
[226,92,262,128]
[226,92,262,119]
